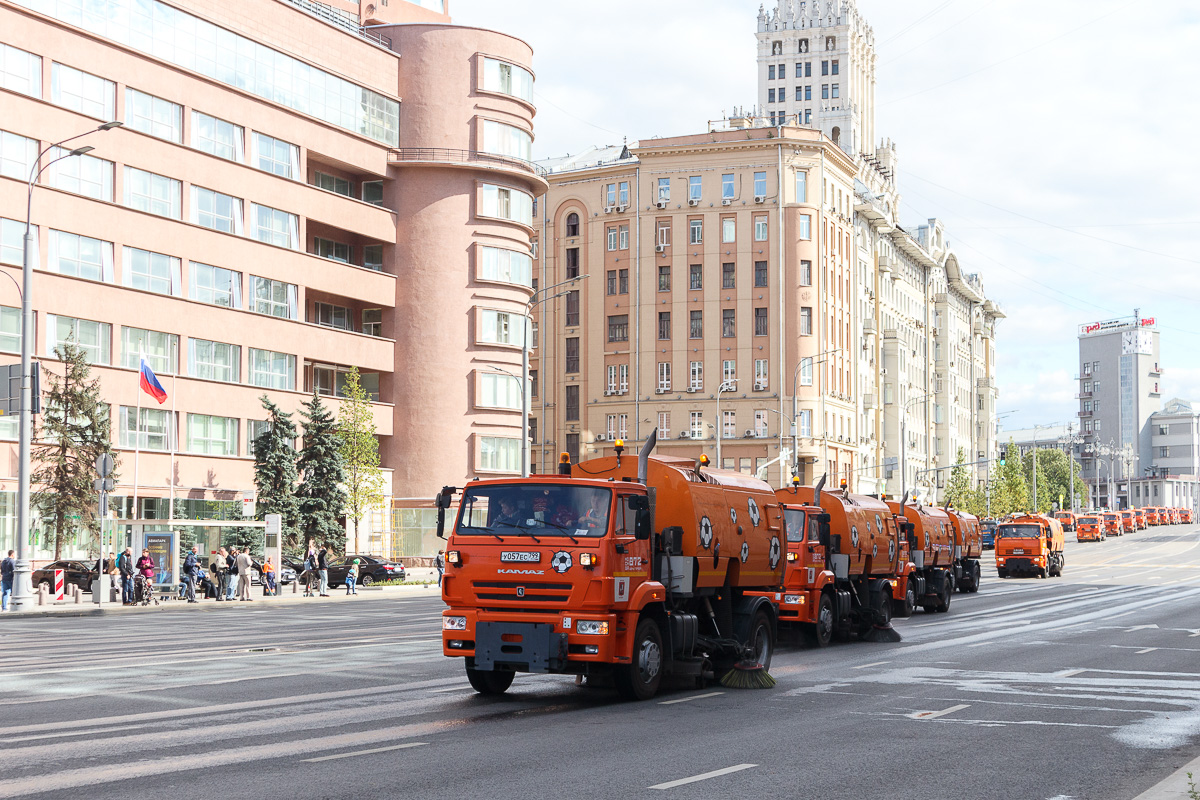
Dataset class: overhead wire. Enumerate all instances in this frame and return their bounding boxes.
[880,0,997,65]
[877,0,962,46]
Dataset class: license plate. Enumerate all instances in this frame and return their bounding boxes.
[501,552,540,563]
[1013,549,1024,554]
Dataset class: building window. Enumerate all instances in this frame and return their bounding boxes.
[619,269,628,294]
[1160,446,1170,458]
[565,290,580,327]
[831,84,840,99]
[658,312,671,340]
[249,276,298,319]
[722,263,735,289]
[123,246,180,296]
[314,172,351,196]
[689,264,703,290]
[800,357,813,386]
[658,222,671,246]
[51,62,115,119]
[251,204,299,249]
[48,230,113,282]
[120,406,173,451]
[1082,362,1092,375]
[799,215,812,240]
[482,57,534,102]
[191,111,243,162]
[657,411,670,439]
[565,384,579,421]
[658,362,671,392]
[0,132,35,182]
[690,412,705,439]
[187,413,237,456]
[618,182,630,207]
[606,414,617,439]
[314,302,352,330]
[821,60,829,76]
[722,174,735,199]
[768,65,775,80]
[362,309,382,337]
[565,247,580,279]
[248,348,295,390]
[832,59,839,75]
[657,178,670,202]
[754,216,768,241]
[755,308,768,336]
[191,186,243,234]
[690,310,703,339]
[120,327,177,373]
[253,132,299,179]
[0,43,40,98]
[314,237,352,264]
[362,181,383,206]
[795,171,807,203]
[723,360,736,384]
[607,227,618,252]
[659,265,671,291]
[689,220,703,244]
[478,372,521,410]
[565,212,580,237]
[482,120,533,162]
[722,308,735,338]
[800,259,812,285]
[619,364,628,393]
[0,305,20,354]
[124,167,180,218]
[364,244,384,271]
[479,309,526,347]
[798,409,812,437]
[608,314,629,343]
[821,85,829,100]
[46,314,110,364]
[125,88,181,142]
[689,361,703,391]
[755,359,768,389]
[754,261,768,287]
[46,148,113,201]
[606,270,617,296]
[481,184,534,226]
[565,337,579,373]
[619,224,629,250]
[801,307,813,336]
[189,338,240,383]
[755,410,768,438]
[607,365,619,393]
[530,369,539,398]
[190,263,241,308]
[479,436,522,473]
[754,171,767,197]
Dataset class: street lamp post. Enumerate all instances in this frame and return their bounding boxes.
[899,392,933,502]
[11,122,120,613]
[716,379,737,469]
[1058,423,1083,513]
[1029,423,1056,512]
[791,348,840,486]
[522,274,586,477]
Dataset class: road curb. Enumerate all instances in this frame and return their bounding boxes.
[1132,753,1200,799]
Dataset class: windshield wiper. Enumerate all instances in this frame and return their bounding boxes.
[536,520,580,544]
[461,525,505,542]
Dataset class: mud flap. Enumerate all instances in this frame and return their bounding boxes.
[474,621,568,673]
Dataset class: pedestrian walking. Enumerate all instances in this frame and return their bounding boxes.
[118,546,135,605]
[318,543,330,596]
[225,547,238,600]
[436,550,445,587]
[303,544,318,597]
[182,544,200,603]
[1,550,14,612]
[235,548,253,601]
[211,547,229,601]
[135,548,158,605]
[345,559,359,595]
[106,551,120,597]
[262,556,276,596]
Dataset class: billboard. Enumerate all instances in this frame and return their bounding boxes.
[145,532,176,586]
[1079,317,1155,336]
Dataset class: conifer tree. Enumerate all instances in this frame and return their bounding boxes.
[998,440,1030,514]
[943,448,973,511]
[32,342,118,559]
[252,395,301,549]
[298,392,347,553]
[338,367,385,553]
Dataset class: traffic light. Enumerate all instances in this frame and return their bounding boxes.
[999,455,1006,466]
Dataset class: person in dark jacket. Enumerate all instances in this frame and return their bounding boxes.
[182,544,200,603]
[225,547,238,600]
[118,547,135,605]
[211,547,229,601]
[318,544,330,597]
[135,548,158,606]
[1,550,14,612]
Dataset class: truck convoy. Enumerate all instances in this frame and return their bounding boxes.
[995,514,1065,578]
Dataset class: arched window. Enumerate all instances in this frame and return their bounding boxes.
[831,126,841,146]
[565,212,579,237]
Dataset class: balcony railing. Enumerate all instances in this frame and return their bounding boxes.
[388,148,548,178]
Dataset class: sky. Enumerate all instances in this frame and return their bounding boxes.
[451,0,1200,432]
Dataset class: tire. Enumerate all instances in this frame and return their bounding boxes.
[614,617,664,701]
[997,568,1007,579]
[1038,568,1047,579]
[804,593,835,647]
[893,581,916,618]
[466,665,515,695]
[875,593,893,627]
[969,562,981,593]
[360,574,374,586]
[746,610,775,671]
[935,579,951,613]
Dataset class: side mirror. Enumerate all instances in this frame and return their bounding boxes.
[435,487,457,539]
[635,508,652,540]
[628,495,650,511]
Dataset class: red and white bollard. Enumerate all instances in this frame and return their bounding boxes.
[53,569,64,603]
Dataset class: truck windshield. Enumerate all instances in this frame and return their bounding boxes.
[997,524,1042,539]
[1077,516,1098,525]
[457,485,612,538]
[784,509,806,543]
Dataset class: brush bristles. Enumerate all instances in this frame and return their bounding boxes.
[719,664,777,689]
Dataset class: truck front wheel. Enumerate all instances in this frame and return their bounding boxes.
[615,617,664,701]
[466,666,515,695]
[804,594,835,648]
[893,581,916,618]
[747,609,775,671]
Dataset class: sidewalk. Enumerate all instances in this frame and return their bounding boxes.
[0,570,444,619]
[1132,753,1200,800]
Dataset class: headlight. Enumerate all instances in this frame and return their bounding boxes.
[783,594,802,605]
[576,620,609,635]
[786,552,798,562]
[579,553,596,567]
[447,551,461,566]
[442,616,467,630]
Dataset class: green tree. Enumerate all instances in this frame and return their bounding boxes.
[338,367,385,554]
[252,395,301,549]
[32,341,118,559]
[298,392,347,554]
[996,440,1030,515]
[944,447,974,511]
[1023,448,1053,514]
[1034,449,1088,513]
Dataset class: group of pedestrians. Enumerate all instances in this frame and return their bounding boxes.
[114,547,159,605]
[180,544,267,603]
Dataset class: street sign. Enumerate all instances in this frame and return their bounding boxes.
[92,478,115,492]
[96,452,115,477]
[0,363,20,416]
[242,492,256,518]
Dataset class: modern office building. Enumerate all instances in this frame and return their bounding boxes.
[0,0,543,560]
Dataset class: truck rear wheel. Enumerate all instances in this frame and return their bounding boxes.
[935,579,951,613]
[614,617,663,701]
[747,610,775,671]
[804,593,834,648]
[466,666,515,695]
[968,562,981,593]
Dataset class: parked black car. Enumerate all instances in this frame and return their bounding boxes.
[326,554,405,587]
[32,560,98,593]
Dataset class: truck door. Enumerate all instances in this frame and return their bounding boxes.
[613,493,651,603]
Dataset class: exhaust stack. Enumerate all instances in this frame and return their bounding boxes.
[637,429,658,484]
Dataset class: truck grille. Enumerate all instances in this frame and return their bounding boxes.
[473,581,572,603]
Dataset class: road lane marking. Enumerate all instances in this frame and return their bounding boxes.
[659,691,725,705]
[908,704,969,720]
[852,661,890,669]
[300,742,427,763]
[429,685,475,693]
[1056,669,1086,678]
[649,764,757,790]
[1136,648,1158,654]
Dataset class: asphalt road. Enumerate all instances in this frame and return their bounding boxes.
[2,526,1200,800]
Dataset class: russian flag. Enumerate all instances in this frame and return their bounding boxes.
[139,357,167,405]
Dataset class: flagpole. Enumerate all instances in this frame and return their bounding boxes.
[133,342,143,523]
[168,339,177,523]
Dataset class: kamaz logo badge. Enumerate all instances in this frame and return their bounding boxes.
[516,586,525,597]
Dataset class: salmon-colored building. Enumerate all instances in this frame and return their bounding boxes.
[0,0,543,559]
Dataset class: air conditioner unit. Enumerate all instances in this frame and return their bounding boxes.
[688,198,700,207]
[754,381,767,390]
[655,388,667,394]
[679,431,691,439]
[656,200,668,209]
[604,206,615,213]
[754,195,766,204]
[746,430,757,438]
[604,390,614,396]
[722,199,733,206]
[595,434,606,442]
[617,204,628,213]
[655,244,666,253]
[686,387,699,393]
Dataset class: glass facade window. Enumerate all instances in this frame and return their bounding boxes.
[657,178,670,202]
[189,338,240,383]
[0,305,21,353]
[755,216,768,241]
[479,436,521,472]
[48,148,114,201]
[478,309,525,347]
[362,308,382,337]
[46,314,110,364]
[314,237,351,263]
[479,372,521,410]
[0,43,41,98]
[722,174,734,199]
[191,186,243,234]
[482,120,533,162]
[191,111,243,161]
[48,230,113,281]
[248,348,296,390]
[0,131,35,181]
[363,244,383,271]
[479,246,533,287]
[123,246,181,296]
[120,326,177,373]
[480,184,533,226]
[688,176,701,201]
[482,58,534,102]
[50,62,115,119]
[795,170,807,203]
[189,262,241,308]
[722,218,735,243]
[315,172,351,196]
[252,132,298,178]
[124,167,180,218]
[689,220,702,244]
[754,171,767,197]
[120,406,173,451]
[362,181,384,206]
[251,204,299,249]
[249,276,298,319]
[314,302,351,330]
[0,219,23,266]
[188,413,237,456]
[124,88,181,142]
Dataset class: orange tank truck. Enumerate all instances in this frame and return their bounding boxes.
[1074,513,1105,542]
[887,500,957,613]
[1183,508,1194,524]
[1147,508,1164,525]
[751,478,902,647]
[996,514,1065,578]
[1120,510,1136,534]
[1133,509,1147,530]
[437,434,784,700]
[1053,511,1077,532]
[946,507,984,594]
[1101,511,1122,537]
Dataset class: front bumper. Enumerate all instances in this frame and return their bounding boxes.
[997,556,1043,574]
[443,609,620,671]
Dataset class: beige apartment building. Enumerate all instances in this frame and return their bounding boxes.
[0,0,543,559]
